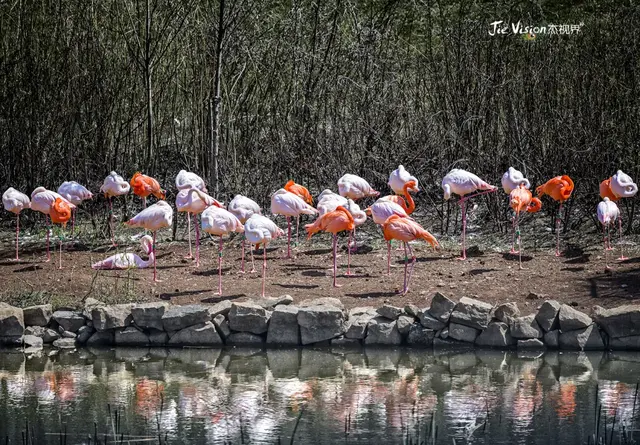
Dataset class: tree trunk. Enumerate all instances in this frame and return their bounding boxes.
[210,0,225,198]
[145,0,154,170]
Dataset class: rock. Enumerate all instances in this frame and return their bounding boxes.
[131,302,168,331]
[248,295,293,309]
[404,304,421,318]
[297,305,346,345]
[558,304,592,332]
[162,305,210,332]
[83,298,105,319]
[406,325,435,347]
[227,332,265,345]
[420,312,446,330]
[76,326,94,344]
[331,337,361,347]
[440,327,449,339]
[212,314,231,341]
[365,317,402,345]
[266,305,300,345]
[0,303,24,337]
[376,304,403,320]
[535,300,561,332]
[428,292,456,323]
[396,315,414,336]
[168,322,223,346]
[449,297,493,330]
[115,327,149,346]
[510,315,543,339]
[228,303,270,334]
[149,330,168,345]
[544,330,560,349]
[349,307,377,317]
[52,338,76,349]
[593,305,640,339]
[609,336,640,350]
[92,305,132,332]
[526,292,542,300]
[493,302,520,324]
[24,326,60,343]
[207,300,233,318]
[23,305,52,327]
[22,335,43,348]
[345,314,373,339]
[448,322,480,343]
[86,331,114,346]
[475,322,513,347]
[60,330,76,339]
[299,297,344,310]
[559,324,604,350]
[518,339,545,349]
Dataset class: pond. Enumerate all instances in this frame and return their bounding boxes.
[0,346,639,444]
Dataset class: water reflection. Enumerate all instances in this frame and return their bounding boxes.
[0,347,639,444]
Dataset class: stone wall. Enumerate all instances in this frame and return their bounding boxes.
[0,294,638,351]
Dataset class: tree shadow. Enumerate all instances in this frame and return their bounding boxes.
[0,260,31,267]
[502,253,533,262]
[561,267,585,273]
[13,265,43,273]
[345,291,398,298]
[301,270,326,277]
[304,248,333,256]
[587,267,640,299]
[200,294,246,303]
[274,283,320,289]
[564,244,584,258]
[192,267,233,276]
[564,254,590,264]
[158,289,210,300]
[468,268,497,276]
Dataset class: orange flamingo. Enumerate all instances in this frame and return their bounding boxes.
[130,172,166,208]
[305,206,355,286]
[284,179,314,246]
[381,215,439,295]
[509,184,542,269]
[536,175,574,256]
[378,180,417,215]
[50,198,72,269]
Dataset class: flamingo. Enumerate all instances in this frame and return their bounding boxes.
[344,198,367,254]
[597,198,620,270]
[338,174,380,200]
[201,205,244,296]
[92,235,154,270]
[176,188,223,267]
[100,171,130,246]
[317,190,348,215]
[442,169,498,260]
[378,180,418,215]
[381,215,439,295]
[228,194,261,273]
[244,214,284,297]
[536,175,574,257]
[599,170,637,260]
[125,200,173,282]
[270,189,318,259]
[305,206,355,287]
[50,198,72,269]
[2,188,31,261]
[502,167,531,253]
[31,187,76,262]
[388,165,420,195]
[130,172,166,209]
[509,184,542,269]
[58,181,93,236]
[284,180,314,246]
[366,199,410,274]
[175,170,207,259]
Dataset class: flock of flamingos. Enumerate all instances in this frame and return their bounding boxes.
[2,166,638,297]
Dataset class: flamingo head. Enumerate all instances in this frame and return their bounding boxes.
[404,180,419,194]
[442,184,451,200]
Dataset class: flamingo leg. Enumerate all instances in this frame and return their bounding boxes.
[143,196,147,209]
[185,212,193,259]
[510,214,518,254]
[108,197,117,247]
[516,214,525,270]
[262,244,267,297]
[194,213,200,267]
[71,208,76,237]
[457,198,467,260]
[217,235,223,295]
[240,235,246,273]
[285,216,292,259]
[555,203,563,257]
[345,230,353,276]
[618,217,628,261]
[152,231,160,282]
[604,224,610,270]
[45,215,51,262]
[58,234,63,270]
[350,227,357,253]
[400,242,408,294]
[15,213,20,261]
[250,243,256,273]
[387,241,391,275]
[296,216,300,248]
[333,234,342,288]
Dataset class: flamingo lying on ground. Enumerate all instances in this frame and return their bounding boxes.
[58,181,93,236]
[2,188,31,261]
[305,206,355,287]
[502,167,531,253]
[338,174,380,200]
[201,205,244,296]
[92,235,154,270]
[31,187,76,262]
[599,170,637,260]
[130,172,165,209]
[175,170,207,259]
[442,169,497,260]
[228,194,261,273]
[271,189,318,259]
[176,188,223,267]
[50,198,72,269]
[388,165,419,195]
[284,180,314,246]
[597,198,619,270]
[509,184,542,269]
[100,171,130,246]
[381,215,439,295]
[126,200,173,282]
[366,199,410,274]
[536,175,574,257]
[244,214,284,297]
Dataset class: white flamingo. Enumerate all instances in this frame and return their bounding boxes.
[228,195,262,273]
[244,214,284,297]
[388,165,419,195]
[600,170,638,261]
[366,199,410,274]
[597,197,620,270]
[92,235,154,270]
[175,188,222,266]
[100,171,130,245]
[175,170,207,258]
[58,181,93,235]
[31,187,76,262]
[270,189,317,259]
[2,187,31,261]
[338,174,380,200]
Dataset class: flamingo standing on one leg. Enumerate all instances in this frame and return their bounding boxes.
[31,187,76,262]
[2,188,31,261]
[597,198,620,270]
[388,165,420,195]
[509,184,542,269]
[502,167,531,253]
[201,205,244,296]
[338,174,380,200]
[228,195,261,273]
[175,170,207,259]
[58,181,93,236]
[536,175,574,257]
[244,214,284,297]
[305,206,355,288]
[125,200,173,282]
[271,189,318,259]
[284,180,313,247]
[50,198,72,269]
[92,235,154,269]
[176,188,223,267]
[599,170,638,260]
[381,215,439,295]
[442,169,498,260]
[343,198,367,261]
[366,200,410,274]
[100,171,130,246]
[130,172,166,209]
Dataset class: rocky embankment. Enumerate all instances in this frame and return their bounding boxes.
[0,294,638,351]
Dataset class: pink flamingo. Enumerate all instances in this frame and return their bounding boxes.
[175,170,207,259]
[31,187,76,262]
[228,194,262,273]
[92,235,154,269]
[388,165,420,195]
[317,194,366,270]
[58,181,93,236]
[366,199,409,274]
[100,171,130,246]
[270,189,318,259]
[501,167,531,253]
[244,214,284,296]
[599,170,637,260]
[338,174,380,200]
[2,188,31,261]
[597,198,620,270]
